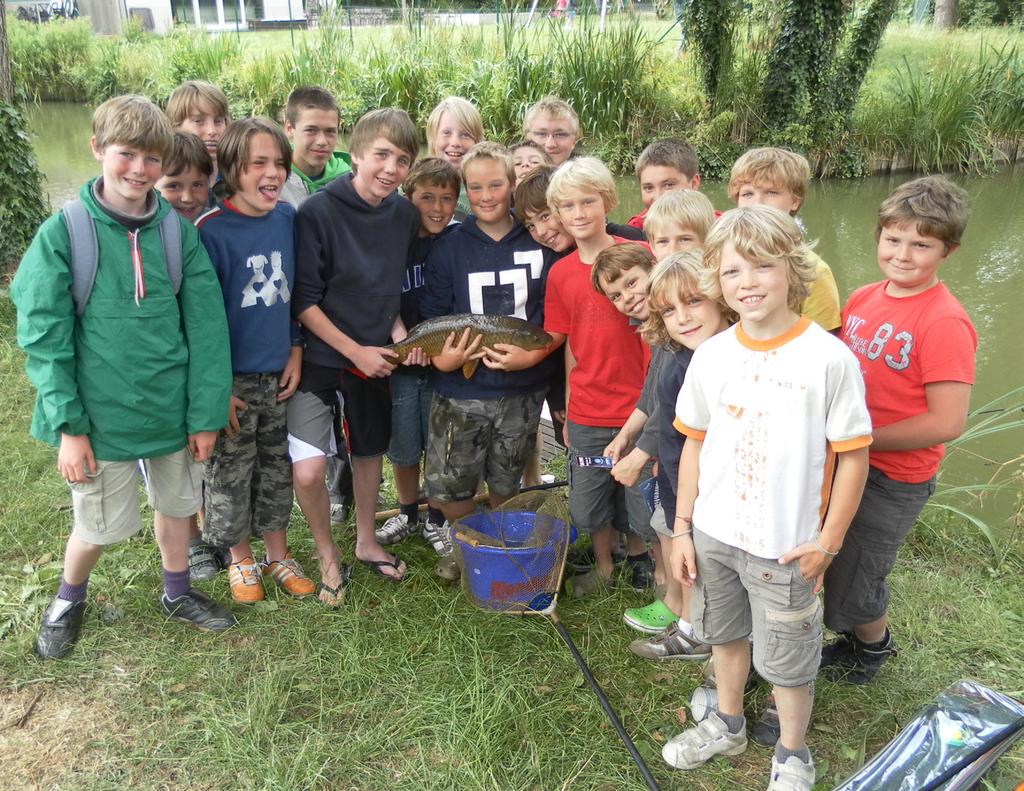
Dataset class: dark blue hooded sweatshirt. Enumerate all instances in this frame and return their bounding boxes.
[419,215,556,400]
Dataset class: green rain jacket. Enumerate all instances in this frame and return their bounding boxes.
[10,180,233,462]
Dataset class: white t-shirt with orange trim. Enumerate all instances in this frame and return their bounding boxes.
[674,317,872,559]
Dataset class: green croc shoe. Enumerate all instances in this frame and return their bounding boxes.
[623,599,677,634]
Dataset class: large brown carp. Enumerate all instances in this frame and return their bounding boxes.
[386,313,553,378]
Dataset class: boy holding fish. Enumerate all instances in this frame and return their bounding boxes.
[418,142,558,582]
[289,108,423,592]
[375,157,462,550]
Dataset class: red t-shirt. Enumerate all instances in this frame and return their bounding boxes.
[628,206,723,231]
[626,209,647,230]
[544,241,650,427]
[841,280,977,483]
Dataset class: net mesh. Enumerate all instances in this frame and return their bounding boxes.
[451,490,572,616]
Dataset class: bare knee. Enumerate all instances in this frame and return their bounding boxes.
[292,457,327,492]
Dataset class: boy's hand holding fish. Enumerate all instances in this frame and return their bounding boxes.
[480,342,549,372]
[387,314,553,378]
[350,345,400,378]
[432,327,486,374]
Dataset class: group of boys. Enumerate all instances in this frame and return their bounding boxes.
[11,79,976,791]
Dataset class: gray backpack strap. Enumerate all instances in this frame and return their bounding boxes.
[62,199,98,316]
[158,210,183,295]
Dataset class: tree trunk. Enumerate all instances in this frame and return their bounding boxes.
[934,0,957,28]
[0,0,12,103]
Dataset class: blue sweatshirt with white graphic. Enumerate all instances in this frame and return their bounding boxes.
[419,215,556,399]
[197,201,298,374]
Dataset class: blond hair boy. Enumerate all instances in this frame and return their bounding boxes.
[728,147,841,332]
[544,158,652,596]
[644,189,716,260]
[166,80,230,179]
[665,206,870,790]
[524,96,579,165]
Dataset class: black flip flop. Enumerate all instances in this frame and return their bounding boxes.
[317,563,351,606]
[358,553,406,583]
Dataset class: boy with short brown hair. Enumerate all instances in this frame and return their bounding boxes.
[628,138,702,230]
[823,176,976,684]
[155,131,213,223]
[281,85,352,208]
[290,108,422,596]
[13,94,235,659]
[374,157,461,549]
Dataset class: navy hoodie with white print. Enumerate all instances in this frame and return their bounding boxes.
[419,215,556,400]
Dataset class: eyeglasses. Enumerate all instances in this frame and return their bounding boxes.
[528,130,574,142]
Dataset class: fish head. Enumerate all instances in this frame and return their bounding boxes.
[516,323,553,350]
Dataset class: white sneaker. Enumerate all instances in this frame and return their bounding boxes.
[662,711,747,770]
[766,754,815,791]
[375,513,419,545]
[422,519,452,556]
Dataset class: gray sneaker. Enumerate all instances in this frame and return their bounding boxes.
[188,538,220,582]
[766,754,815,791]
[662,710,747,770]
[375,513,419,545]
[628,622,712,661]
[422,519,452,557]
[329,500,350,525]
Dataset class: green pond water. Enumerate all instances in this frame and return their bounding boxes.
[24,103,1024,524]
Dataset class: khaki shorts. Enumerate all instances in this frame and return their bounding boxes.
[691,528,822,688]
[71,447,202,546]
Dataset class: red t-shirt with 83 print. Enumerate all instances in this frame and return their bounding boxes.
[841,280,976,483]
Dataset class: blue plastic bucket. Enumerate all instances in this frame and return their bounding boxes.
[453,510,576,611]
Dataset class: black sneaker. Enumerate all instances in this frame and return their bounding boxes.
[821,630,896,685]
[212,544,232,570]
[34,600,87,660]
[568,546,597,574]
[161,590,237,632]
[751,695,781,746]
[624,553,655,592]
[820,631,857,669]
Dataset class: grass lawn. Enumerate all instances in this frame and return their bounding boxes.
[0,291,1022,790]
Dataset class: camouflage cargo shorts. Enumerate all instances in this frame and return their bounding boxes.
[424,389,546,503]
[203,373,293,548]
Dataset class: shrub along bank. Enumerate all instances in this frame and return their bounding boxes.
[6,15,1024,177]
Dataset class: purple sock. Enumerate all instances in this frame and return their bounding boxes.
[163,568,190,601]
[57,576,88,603]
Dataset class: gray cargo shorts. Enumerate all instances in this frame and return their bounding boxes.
[692,528,822,688]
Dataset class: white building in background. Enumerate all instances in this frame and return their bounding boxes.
[76,0,306,35]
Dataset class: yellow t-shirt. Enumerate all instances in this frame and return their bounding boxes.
[802,251,841,332]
